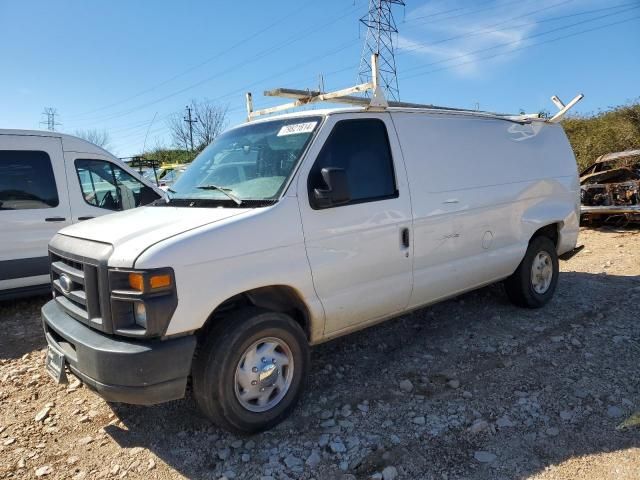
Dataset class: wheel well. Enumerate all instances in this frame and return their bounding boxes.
[197,286,311,341]
[531,223,559,246]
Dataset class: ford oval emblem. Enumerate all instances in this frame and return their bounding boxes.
[59,274,73,294]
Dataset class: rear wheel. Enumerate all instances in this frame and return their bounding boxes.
[192,308,309,433]
[504,235,559,308]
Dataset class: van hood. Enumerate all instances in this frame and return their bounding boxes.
[58,206,252,265]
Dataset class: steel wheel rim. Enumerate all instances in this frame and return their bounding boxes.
[234,336,294,413]
[531,250,553,294]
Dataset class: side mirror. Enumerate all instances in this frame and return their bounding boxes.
[313,167,351,209]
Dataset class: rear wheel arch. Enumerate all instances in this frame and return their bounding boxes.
[530,222,560,247]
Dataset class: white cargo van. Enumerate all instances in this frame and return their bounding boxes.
[41,67,581,433]
[0,129,163,300]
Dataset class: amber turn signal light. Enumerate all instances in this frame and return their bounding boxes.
[128,272,171,291]
[149,274,171,289]
[128,273,144,291]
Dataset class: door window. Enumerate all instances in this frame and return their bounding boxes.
[0,150,59,210]
[75,159,160,211]
[308,119,397,208]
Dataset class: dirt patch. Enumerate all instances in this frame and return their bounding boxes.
[1,227,639,479]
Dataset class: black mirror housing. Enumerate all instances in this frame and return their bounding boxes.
[312,167,351,209]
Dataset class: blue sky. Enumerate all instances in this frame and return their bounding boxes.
[1,0,638,157]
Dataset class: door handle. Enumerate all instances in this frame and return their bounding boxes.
[401,227,410,248]
[45,217,66,222]
[78,216,94,221]
[443,199,459,204]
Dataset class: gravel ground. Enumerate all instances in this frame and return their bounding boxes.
[1,227,639,480]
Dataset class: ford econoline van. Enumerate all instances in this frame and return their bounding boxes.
[41,104,580,433]
[0,129,163,300]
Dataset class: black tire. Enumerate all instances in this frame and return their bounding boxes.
[504,235,559,308]
[192,307,309,434]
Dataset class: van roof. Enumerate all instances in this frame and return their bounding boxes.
[0,128,117,158]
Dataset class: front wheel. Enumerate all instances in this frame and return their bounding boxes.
[504,235,559,308]
[192,308,309,433]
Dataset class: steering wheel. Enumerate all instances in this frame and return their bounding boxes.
[98,190,117,209]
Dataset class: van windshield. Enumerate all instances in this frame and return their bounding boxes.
[167,116,321,206]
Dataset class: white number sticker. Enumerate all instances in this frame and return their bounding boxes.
[277,122,317,137]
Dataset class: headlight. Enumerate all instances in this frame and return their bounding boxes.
[134,302,147,328]
[108,267,177,338]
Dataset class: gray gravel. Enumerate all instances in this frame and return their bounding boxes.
[1,227,640,479]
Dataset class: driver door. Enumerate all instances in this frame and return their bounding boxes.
[296,114,414,336]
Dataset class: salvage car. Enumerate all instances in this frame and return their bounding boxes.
[580,149,640,224]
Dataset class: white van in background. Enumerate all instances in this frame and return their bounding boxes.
[0,129,163,300]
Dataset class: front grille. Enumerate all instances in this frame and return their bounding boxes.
[51,251,104,330]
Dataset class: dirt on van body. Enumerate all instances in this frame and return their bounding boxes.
[1,227,639,480]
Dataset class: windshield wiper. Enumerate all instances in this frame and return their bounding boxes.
[195,184,242,205]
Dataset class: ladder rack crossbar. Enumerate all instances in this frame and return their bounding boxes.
[249,82,373,119]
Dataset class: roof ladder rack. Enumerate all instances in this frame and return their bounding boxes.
[245,54,584,124]
[246,54,388,121]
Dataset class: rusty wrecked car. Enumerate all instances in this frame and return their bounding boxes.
[580,149,640,224]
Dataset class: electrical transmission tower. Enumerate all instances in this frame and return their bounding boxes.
[183,105,198,151]
[40,107,61,131]
[358,0,405,102]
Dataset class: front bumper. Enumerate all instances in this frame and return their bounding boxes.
[42,299,196,405]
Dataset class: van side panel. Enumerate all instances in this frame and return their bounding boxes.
[390,112,579,308]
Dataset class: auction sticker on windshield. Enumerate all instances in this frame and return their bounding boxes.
[277,122,317,136]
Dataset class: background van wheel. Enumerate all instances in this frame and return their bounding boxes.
[504,235,559,308]
[192,308,309,434]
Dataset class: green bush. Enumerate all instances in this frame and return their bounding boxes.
[563,101,640,171]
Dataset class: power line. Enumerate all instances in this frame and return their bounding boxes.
[401,4,640,76]
[66,2,315,121]
[358,0,405,101]
[405,0,496,23]
[120,2,610,138]
[65,4,362,128]
[40,107,61,131]
[403,0,536,30]
[398,1,634,55]
[90,35,360,140]
[112,39,360,145]
[401,14,640,81]
[117,10,638,153]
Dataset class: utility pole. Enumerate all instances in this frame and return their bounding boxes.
[183,105,198,152]
[40,107,61,131]
[358,0,405,101]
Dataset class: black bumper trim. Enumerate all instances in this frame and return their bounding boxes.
[0,256,49,281]
[0,283,50,301]
[42,299,196,405]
